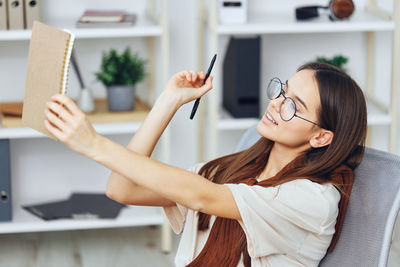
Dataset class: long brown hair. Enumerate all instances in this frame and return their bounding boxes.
[196,62,367,241]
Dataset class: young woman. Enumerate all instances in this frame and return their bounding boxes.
[44,62,367,266]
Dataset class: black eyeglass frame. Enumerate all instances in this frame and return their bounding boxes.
[267,77,322,128]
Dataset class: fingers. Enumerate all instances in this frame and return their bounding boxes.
[196,75,214,98]
[199,71,205,80]
[179,70,206,83]
[45,94,84,134]
[46,101,74,124]
[44,119,64,141]
[202,75,213,90]
[50,94,81,116]
[44,107,68,132]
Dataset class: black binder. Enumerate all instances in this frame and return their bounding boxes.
[0,139,12,222]
[223,36,260,118]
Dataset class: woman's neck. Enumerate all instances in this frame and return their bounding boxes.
[258,143,309,181]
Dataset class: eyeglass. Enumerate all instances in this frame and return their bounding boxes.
[266,77,322,127]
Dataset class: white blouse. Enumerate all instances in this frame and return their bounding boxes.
[163,163,341,266]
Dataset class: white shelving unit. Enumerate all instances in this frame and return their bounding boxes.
[0,0,172,253]
[0,15,162,40]
[0,205,163,234]
[216,9,394,35]
[197,0,399,161]
[0,122,144,139]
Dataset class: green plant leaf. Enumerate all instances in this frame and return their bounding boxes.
[316,55,349,73]
[95,47,147,86]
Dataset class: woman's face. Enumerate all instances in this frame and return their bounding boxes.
[257,69,322,149]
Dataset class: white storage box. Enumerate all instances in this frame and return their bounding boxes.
[218,0,247,24]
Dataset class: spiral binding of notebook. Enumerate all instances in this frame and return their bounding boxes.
[60,30,75,95]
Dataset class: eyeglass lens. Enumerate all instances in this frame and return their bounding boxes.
[267,78,296,121]
[281,98,296,121]
[267,78,282,100]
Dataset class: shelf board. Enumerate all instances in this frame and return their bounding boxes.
[217,98,391,130]
[216,9,394,35]
[0,205,164,234]
[0,15,162,41]
[217,108,259,130]
[0,98,150,139]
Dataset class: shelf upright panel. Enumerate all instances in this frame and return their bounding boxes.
[196,0,206,163]
[390,0,399,153]
[207,0,218,160]
[154,0,172,254]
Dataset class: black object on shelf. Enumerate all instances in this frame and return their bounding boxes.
[71,49,86,90]
[295,0,355,21]
[0,139,12,222]
[223,36,260,118]
[22,193,126,221]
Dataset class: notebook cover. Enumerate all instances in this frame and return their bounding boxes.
[22,21,73,139]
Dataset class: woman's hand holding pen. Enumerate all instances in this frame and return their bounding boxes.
[44,94,100,159]
[162,70,213,108]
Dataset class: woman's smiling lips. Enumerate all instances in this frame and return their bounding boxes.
[262,111,278,126]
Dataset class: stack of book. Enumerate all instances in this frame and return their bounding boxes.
[76,10,137,28]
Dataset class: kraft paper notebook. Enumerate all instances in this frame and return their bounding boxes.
[22,21,75,139]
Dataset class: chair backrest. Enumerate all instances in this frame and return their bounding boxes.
[234,125,400,267]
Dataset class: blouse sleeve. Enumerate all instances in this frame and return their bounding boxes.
[225,179,340,258]
[162,162,206,234]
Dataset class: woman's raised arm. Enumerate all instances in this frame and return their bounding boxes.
[106,90,181,206]
[44,71,213,207]
[106,71,212,206]
[44,74,242,220]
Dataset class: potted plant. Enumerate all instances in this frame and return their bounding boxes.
[95,47,146,112]
[316,55,349,72]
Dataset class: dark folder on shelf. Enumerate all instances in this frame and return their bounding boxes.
[22,193,126,221]
[69,193,126,219]
[0,139,12,222]
[22,200,72,220]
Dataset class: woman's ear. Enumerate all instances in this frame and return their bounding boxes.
[310,130,334,148]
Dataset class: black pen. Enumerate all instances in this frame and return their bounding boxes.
[190,54,217,120]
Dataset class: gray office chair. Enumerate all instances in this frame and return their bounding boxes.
[234,125,400,267]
